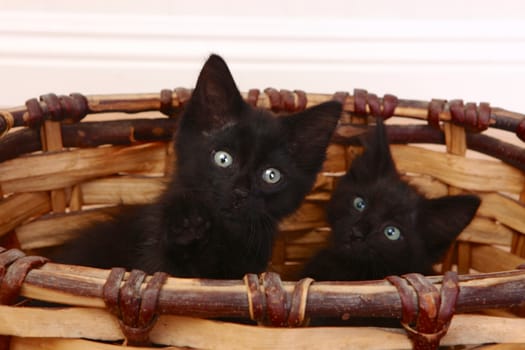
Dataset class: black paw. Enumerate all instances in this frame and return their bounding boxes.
[170,208,212,246]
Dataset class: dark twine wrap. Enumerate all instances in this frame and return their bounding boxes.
[103,268,168,346]
[387,272,459,350]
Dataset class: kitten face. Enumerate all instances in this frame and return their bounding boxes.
[174,54,342,240]
[319,119,481,279]
[328,169,425,276]
[177,107,310,235]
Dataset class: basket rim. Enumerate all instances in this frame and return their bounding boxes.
[0,89,524,170]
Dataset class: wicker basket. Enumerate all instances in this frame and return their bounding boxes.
[0,87,524,350]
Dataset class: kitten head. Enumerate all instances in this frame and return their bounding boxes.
[327,119,481,278]
[174,54,342,238]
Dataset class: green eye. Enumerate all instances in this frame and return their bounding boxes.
[262,168,281,184]
[213,150,233,168]
[384,226,401,240]
[353,197,366,212]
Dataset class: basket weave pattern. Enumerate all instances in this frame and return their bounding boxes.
[0,88,524,349]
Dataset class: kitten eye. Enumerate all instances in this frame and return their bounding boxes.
[353,197,366,212]
[213,150,233,168]
[262,168,281,184]
[384,226,401,241]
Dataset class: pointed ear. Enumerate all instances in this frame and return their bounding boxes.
[182,54,245,132]
[418,195,481,260]
[346,118,397,182]
[370,118,397,175]
[282,101,342,171]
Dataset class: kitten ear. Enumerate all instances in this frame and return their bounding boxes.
[182,54,245,132]
[282,101,342,171]
[418,195,481,260]
[347,118,397,181]
[370,118,397,175]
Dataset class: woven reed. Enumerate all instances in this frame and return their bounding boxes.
[0,88,524,350]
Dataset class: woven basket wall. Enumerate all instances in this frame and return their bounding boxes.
[0,88,525,350]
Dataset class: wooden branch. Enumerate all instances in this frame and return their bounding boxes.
[458,217,513,246]
[468,132,525,172]
[0,128,41,163]
[392,145,525,194]
[10,338,187,350]
[61,118,176,148]
[474,344,525,350]
[471,245,525,273]
[0,192,50,237]
[2,307,525,350]
[86,93,180,114]
[80,176,166,205]
[16,207,119,250]
[1,120,523,175]
[0,143,166,193]
[4,90,523,134]
[16,262,525,319]
[477,193,525,235]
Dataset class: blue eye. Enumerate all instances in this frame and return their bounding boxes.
[262,168,281,184]
[213,150,233,168]
[353,197,366,212]
[384,226,401,240]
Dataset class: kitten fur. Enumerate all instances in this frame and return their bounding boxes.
[51,54,342,279]
[302,118,481,281]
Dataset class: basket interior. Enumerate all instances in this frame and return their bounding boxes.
[0,91,524,282]
[0,90,525,350]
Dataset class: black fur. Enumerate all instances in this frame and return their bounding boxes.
[51,54,342,279]
[302,118,481,281]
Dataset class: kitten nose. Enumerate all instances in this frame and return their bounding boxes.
[350,228,364,240]
[232,188,249,209]
[234,188,249,199]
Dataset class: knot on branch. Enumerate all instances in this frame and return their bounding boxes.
[160,88,193,117]
[0,247,48,305]
[353,89,398,119]
[428,99,447,129]
[103,268,168,346]
[332,91,349,105]
[247,89,260,107]
[244,272,314,327]
[0,111,14,138]
[387,271,459,350]
[449,100,491,132]
[263,88,308,113]
[23,93,89,128]
[517,118,525,142]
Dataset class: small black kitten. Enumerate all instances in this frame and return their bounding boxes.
[302,118,481,281]
[52,54,342,279]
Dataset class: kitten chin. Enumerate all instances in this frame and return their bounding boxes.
[50,54,342,279]
[302,118,481,282]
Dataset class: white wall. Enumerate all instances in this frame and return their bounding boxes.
[2,0,525,112]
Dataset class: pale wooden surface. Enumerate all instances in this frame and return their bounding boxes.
[0,143,166,193]
[2,306,525,350]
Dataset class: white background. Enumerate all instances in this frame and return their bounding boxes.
[2,0,525,113]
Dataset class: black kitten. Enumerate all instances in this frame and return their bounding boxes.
[302,118,480,281]
[52,54,342,279]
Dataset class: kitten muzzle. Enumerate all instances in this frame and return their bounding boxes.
[333,227,367,253]
[350,228,365,240]
[232,188,249,208]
